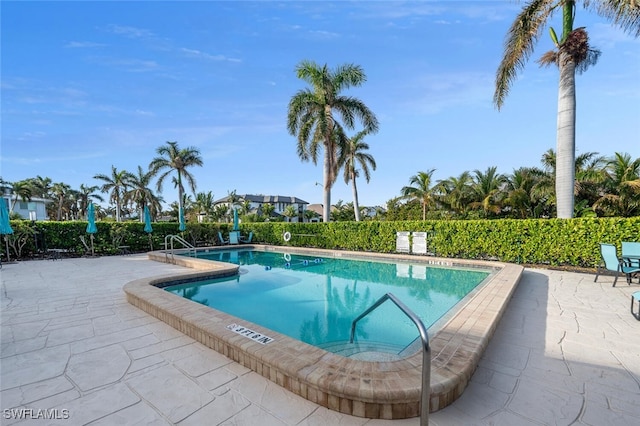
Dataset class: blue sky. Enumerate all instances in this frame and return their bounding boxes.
[2,1,639,209]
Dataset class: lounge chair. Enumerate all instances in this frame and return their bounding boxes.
[594,243,640,287]
[229,231,240,245]
[240,231,253,244]
[218,232,229,245]
[79,236,92,256]
[622,241,640,268]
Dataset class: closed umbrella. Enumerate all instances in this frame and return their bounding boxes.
[86,202,97,256]
[233,207,239,231]
[0,198,14,262]
[179,207,186,232]
[144,205,153,250]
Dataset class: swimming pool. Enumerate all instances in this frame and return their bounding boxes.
[125,245,523,419]
[165,249,490,358]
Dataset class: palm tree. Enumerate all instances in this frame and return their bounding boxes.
[29,175,52,198]
[261,202,275,221]
[50,182,71,221]
[493,1,638,218]
[287,60,379,222]
[283,205,298,222]
[401,170,438,221]
[77,184,104,220]
[94,166,133,222]
[470,167,507,217]
[125,166,159,222]
[338,130,376,221]
[594,152,640,217]
[436,171,474,217]
[193,191,215,222]
[504,167,547,219]
[149,141,203,222]
[8,180,33,212]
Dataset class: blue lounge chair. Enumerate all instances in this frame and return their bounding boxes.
[594,243,640,287]
[229,231,240,245]
[217,232,229,245]
[240,231,253,244]
[622,241,640,268]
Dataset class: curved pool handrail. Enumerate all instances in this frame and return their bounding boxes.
[349,292,431,426]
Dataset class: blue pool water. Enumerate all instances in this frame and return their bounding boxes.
[164,249,491,356]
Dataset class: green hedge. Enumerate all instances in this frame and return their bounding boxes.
[3,217,638,267]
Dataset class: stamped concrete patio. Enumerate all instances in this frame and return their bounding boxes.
[1,255,638,425]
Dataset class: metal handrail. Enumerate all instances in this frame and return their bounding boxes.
[164,234,196,261]
[349,293,431,426]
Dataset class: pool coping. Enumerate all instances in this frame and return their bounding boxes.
[123,245,523,419]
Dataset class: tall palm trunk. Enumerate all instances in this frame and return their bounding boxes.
[556,2,577,219]
[323,156,331,222]
[351,175,361,221]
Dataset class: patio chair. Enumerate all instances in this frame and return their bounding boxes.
[229,231,240,245]
[217,232,229,245]
[594,243,640,287]
[622,241,640,268]
[79,236,92,256]
[240,231,253,244]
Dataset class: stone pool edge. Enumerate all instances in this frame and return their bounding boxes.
[123,245,523,419]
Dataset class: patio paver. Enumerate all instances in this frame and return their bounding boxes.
[1,255,639,425]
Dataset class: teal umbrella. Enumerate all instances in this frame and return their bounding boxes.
[86,202,97,256]
[179,207,186,232]
[233,207,239,231]
[144,205,153,250]
[1,198,14,262]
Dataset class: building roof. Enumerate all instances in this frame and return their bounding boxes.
[213,194,309,205]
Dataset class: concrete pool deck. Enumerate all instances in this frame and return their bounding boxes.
[1,255,639,425]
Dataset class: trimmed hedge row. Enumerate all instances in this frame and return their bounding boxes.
[4,217,639,267]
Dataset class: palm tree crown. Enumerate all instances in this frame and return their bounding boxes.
[287,60,378,222]
[493,0,638,218]
[339,130,377,221]
[401,170,438,221]
[94,166,133,222]
[149,141,203,220]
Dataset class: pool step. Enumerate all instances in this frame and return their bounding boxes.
[319,340,408,361]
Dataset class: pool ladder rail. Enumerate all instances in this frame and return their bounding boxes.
[164,234,196,261]
[349,293,431,426]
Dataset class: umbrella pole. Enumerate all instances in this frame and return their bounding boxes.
[148,234,153,251]
[90,234,95,257]
[4,236,9,262]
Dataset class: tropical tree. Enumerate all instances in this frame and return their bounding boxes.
[29,175,53,198]
[493,0,638,218]
[338,130,377,221]
[125,166,159,222]
[287,60,379,222]
[470,167,507,217]
[261,202,275,220]
[283,205,297,222]
[401,170,438,221]
[504,167,547,218]
[149,141,203,222]
[50,182,72,221]
[76,184,104,220]
[436,171,474,217]
[193,191,215,222]
[593,152,640,216]
[94,166,133,222]
[8,180,33,212]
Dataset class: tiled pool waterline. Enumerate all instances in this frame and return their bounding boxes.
[124,245,523,420]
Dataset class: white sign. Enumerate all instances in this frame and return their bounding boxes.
[226,323,274,345]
